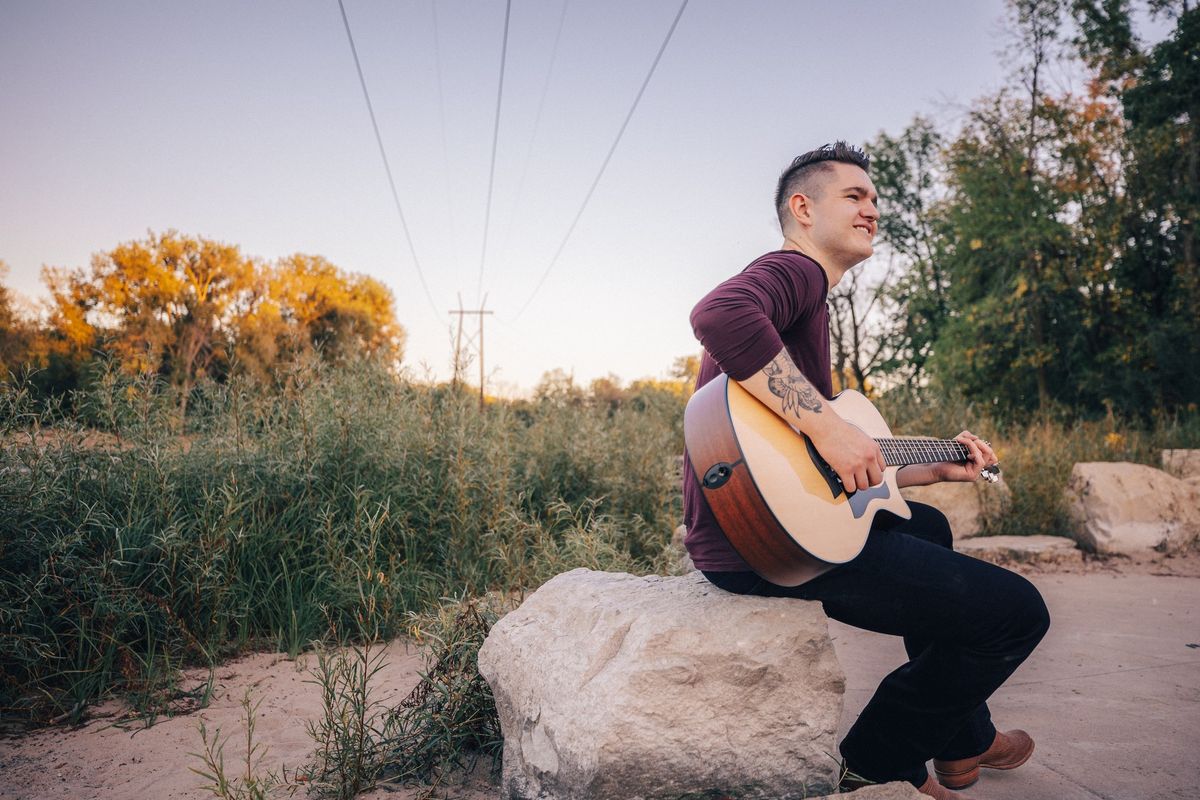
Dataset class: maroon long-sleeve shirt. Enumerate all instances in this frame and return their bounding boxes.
[683,250,834,571]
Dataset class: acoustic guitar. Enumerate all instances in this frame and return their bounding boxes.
[684,373,999,587]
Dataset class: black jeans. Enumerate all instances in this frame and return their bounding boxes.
[702,502,1050,787]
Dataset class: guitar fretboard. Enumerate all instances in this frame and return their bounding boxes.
[875,437,972,467]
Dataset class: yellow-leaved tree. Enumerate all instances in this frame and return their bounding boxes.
[38,232,405,411]
[44,231,254,415]
[235,254,404,380]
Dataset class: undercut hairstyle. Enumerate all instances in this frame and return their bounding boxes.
[775,141,870,231]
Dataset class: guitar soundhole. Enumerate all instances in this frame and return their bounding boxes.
[703,462,734,489]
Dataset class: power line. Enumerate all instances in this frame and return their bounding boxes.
[336,0,441,319]
[430,0,462,280]
[513,0,689,320]
[498,0,570,261]
[476,0,514,304]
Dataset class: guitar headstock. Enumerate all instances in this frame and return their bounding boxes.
[980,463,1002,483]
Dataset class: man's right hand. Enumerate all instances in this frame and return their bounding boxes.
[807,417,885,494]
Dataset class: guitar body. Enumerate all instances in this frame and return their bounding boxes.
[684,373,911,587]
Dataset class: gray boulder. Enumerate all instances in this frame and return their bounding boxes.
[477,568,844,800]
[821,784,925,799]
[956,534,1081,566]
[1065,462,1200,555]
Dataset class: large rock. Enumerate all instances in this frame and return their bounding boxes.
[823,785,925,800]
[900,479,1010,539]
[478,568,844,800]
[956,534,1081,566]
[1064,462,1200,555]
[1163,449,1200,480]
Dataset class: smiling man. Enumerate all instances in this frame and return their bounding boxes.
[683,142,1049,798]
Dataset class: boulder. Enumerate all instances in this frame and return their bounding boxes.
[821,784,925,800]
[899,479,1010,539]
[956,534,1081,566]
[1064,462,1200,555]
[477,568,844,800]
[1162,449,1200,480]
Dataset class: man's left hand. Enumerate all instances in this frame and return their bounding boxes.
[932,431,998,483]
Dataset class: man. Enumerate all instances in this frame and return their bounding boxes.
[683,142,1049,799]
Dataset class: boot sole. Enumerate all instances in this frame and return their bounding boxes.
[933,765,979,790]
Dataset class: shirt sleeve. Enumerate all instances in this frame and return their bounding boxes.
[689,253,827,381]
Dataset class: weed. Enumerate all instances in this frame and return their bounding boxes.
[377,595,508,786]
[303,639,391,799]
[190,688,298,800]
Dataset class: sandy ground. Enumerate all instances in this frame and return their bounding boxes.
[2,551,1198,800]
[0,642,494,800]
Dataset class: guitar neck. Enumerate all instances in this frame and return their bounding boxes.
[875,437,971,468]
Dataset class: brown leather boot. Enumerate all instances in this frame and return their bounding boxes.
[933,729,1035,789]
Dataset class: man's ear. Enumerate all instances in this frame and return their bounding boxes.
[788,192,812,228]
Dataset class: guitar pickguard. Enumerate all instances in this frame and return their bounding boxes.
[847,482,892,519]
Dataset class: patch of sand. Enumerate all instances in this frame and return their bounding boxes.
[0,642,494,800]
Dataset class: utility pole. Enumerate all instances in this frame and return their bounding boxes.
[449,293,494,410]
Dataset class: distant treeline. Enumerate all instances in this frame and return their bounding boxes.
[0,231,404,414]
[829,0,1199,417]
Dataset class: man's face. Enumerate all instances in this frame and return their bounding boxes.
[805,162,879,267]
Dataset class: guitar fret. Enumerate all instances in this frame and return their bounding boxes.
[877,437,976,467]
[876,437,979,467]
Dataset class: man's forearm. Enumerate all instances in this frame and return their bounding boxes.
[737,348,840,437]
[738,347,886,492]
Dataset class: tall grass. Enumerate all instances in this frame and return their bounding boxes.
[0,357,684,723]
[2,359,1196,727]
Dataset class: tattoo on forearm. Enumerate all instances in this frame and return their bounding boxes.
[764,355,824,416]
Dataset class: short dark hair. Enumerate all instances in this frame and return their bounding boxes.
[775,141,870,231]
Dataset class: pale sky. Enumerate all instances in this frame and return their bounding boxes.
[0,0,1126,393]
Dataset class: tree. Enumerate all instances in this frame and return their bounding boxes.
[43,231,255,416]
[867,118,950,384]
[669,354,700,387]
[1073,0,1200,409]
[0,261,33,380]
[236,255,405,379]
[827,261,902,395]
[36,233,408,409]
[533,368,583,405]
